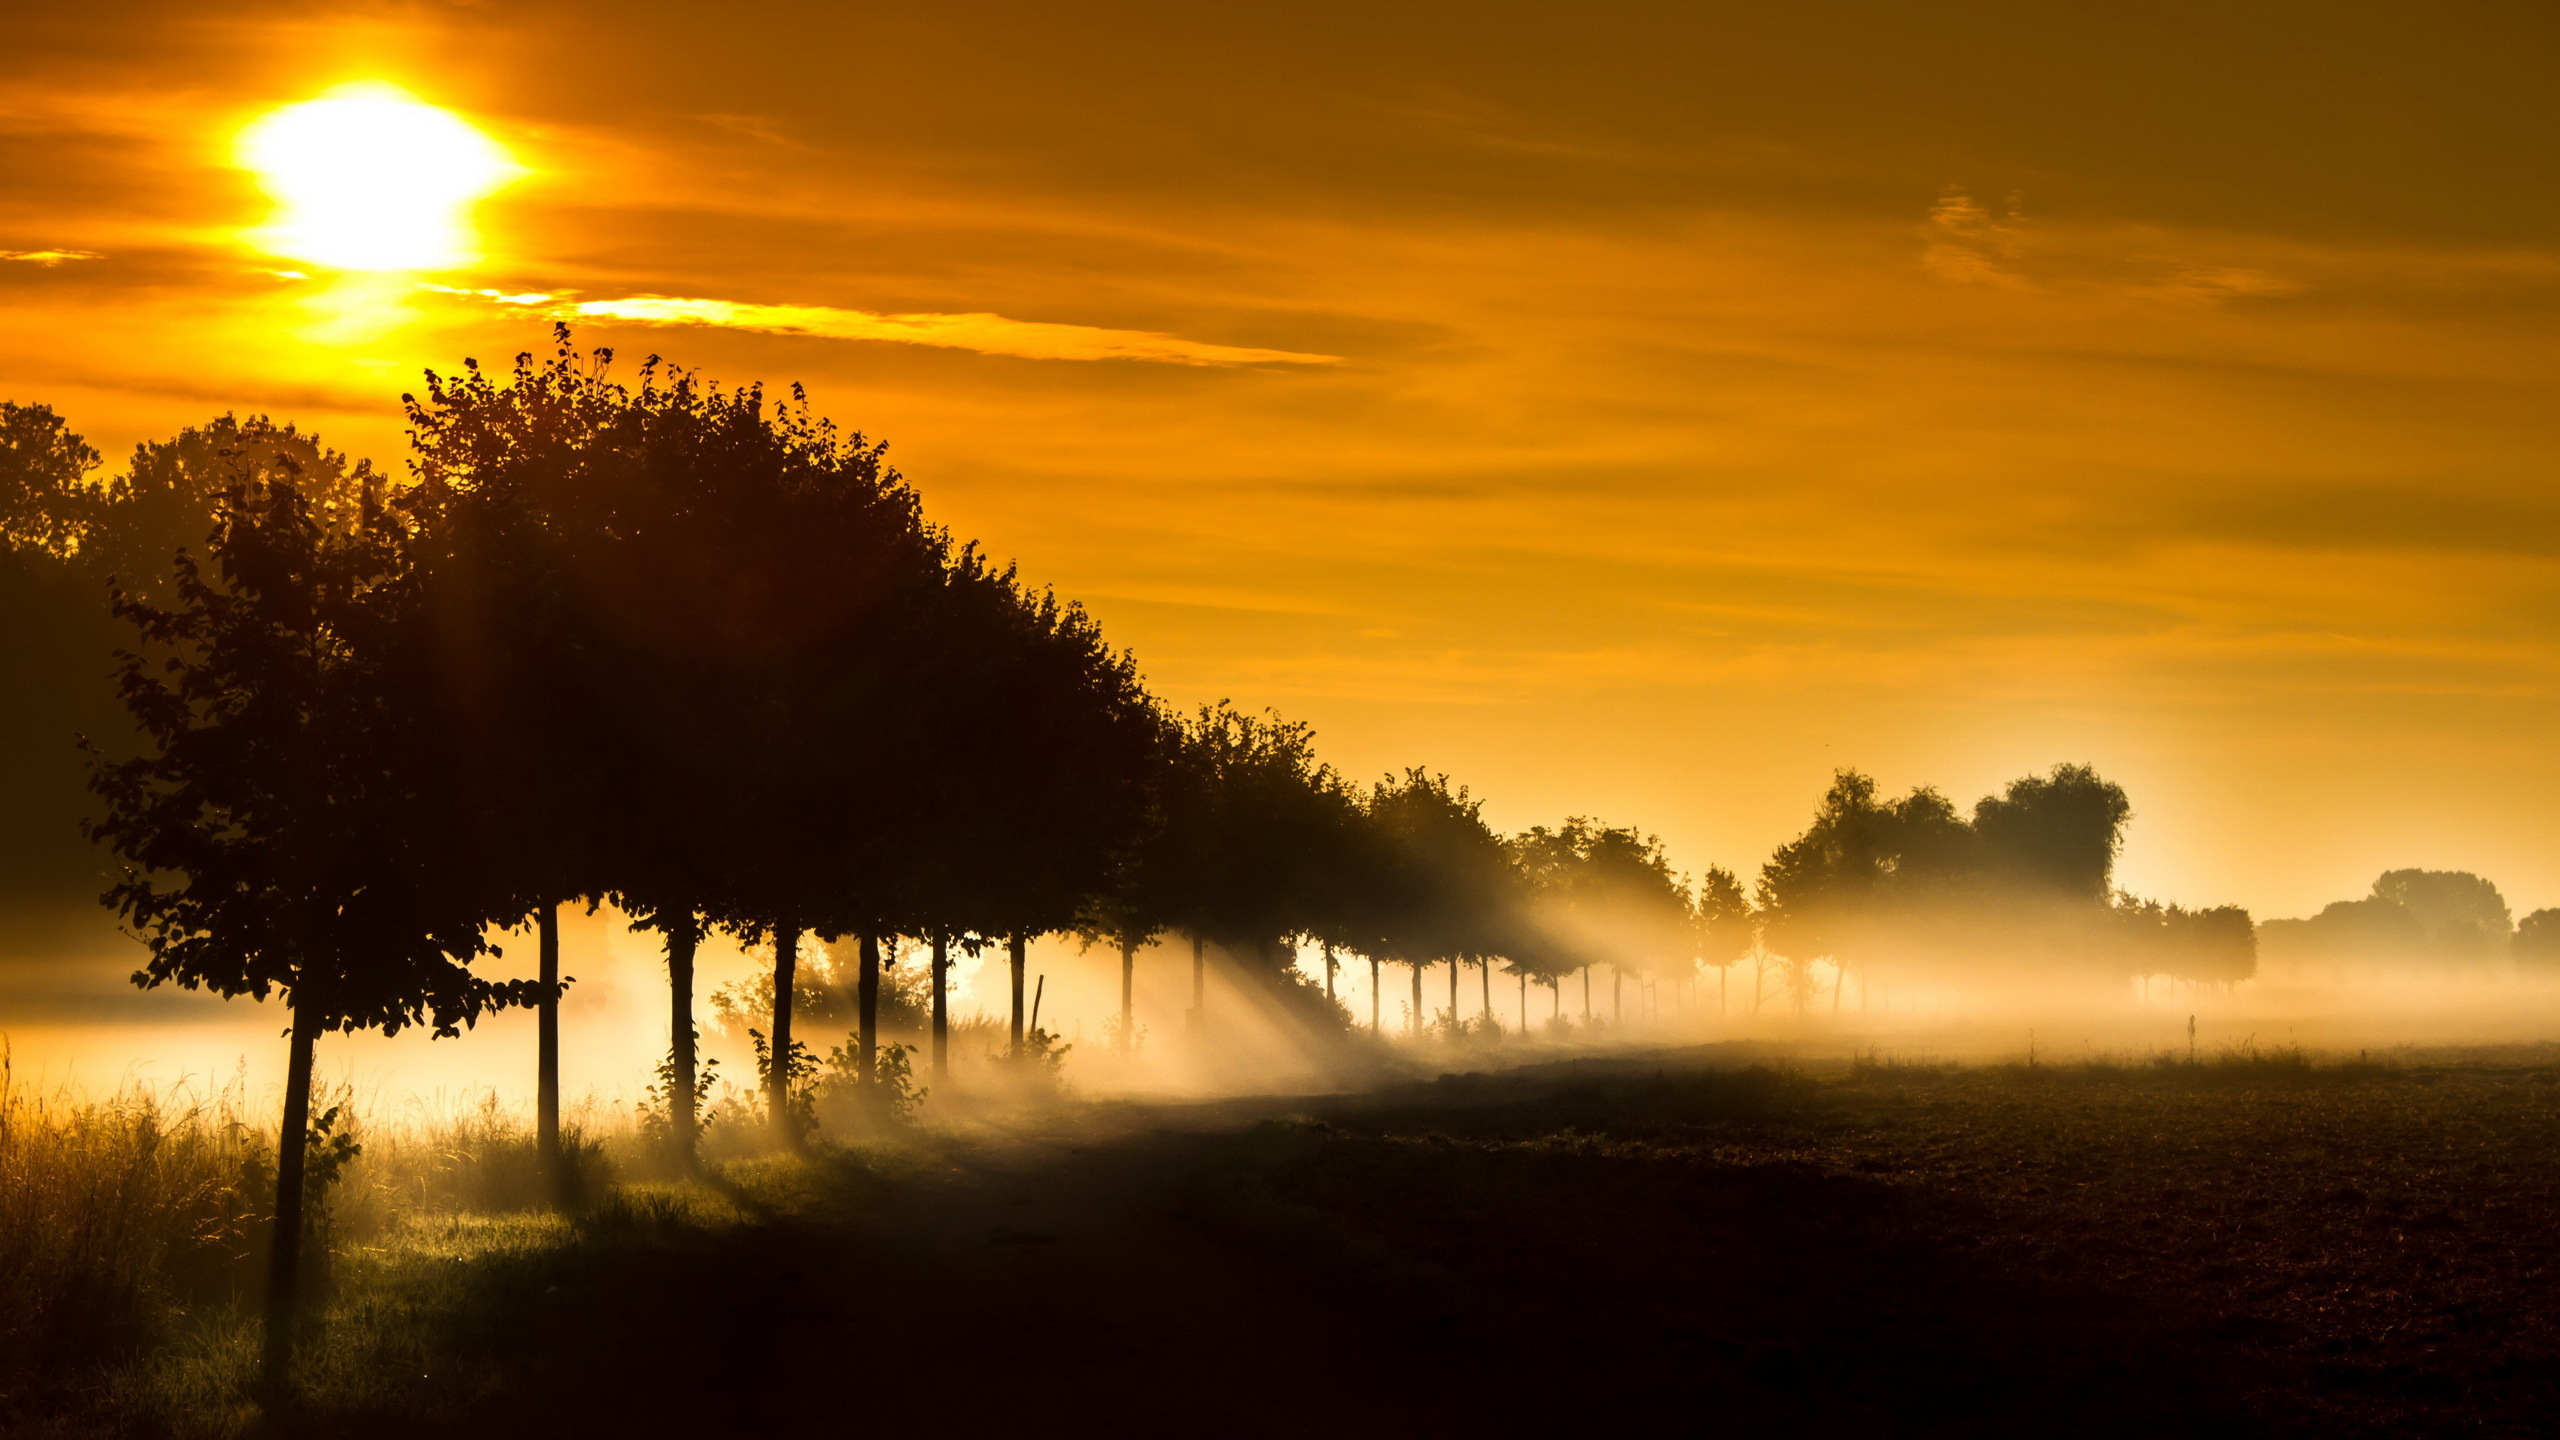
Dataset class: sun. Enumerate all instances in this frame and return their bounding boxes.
[237,82,522,273]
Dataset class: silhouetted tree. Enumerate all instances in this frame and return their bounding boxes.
[1693,865,1754,1013]
[1155,705,1363,1031]
[1972,764,2131,902]
[85,473,538,1389]
[0,400,98,556]
[1358,770,1514,1035]
[2517,909,2560,970]
[1511,818,1689,1023]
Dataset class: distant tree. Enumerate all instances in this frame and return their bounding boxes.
[2372,869,2513,956]
[1693,865,1754,1013]
[0,400,99,556]
[1366,770,1513,1033]
[1971,764,2131,902]
[2,405,120,923]
[2262,870,2517,970]
[85,474,538,1389]
[1755,771,1897,980]
[1757,765,2154,994]
[1156,705,1363,1031]
[1072,704,1190,1057]
[2114,895,2256,985]
[90,417,368,603]
[920,548,1162,1064]
[2517,909,2560,970]
[1512,818,1690,1024]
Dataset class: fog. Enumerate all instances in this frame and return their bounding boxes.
[10,891,2560,1126]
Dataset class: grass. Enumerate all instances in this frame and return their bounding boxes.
[0,1049,266,1422]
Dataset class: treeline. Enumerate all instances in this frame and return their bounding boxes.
[0,331,2245,1384]
[1750,767,2256,1005]
[2263,869,2560,970]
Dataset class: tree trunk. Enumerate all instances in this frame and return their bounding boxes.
[1119,938,1136,1056]
[261,994,322,1393]
[1324,942,1336,1004]
[930,933,949,1079]
[1581,965,1591,1020]
[858,931,881,1086]
[536,901,562,1206]
[1409,965,1421,1033]
[1009,932,1028,1056]
[1447,957,1460,1030]
[1479,958,1491,1026]
[1190,933,1205,1027]
[1551,977,1560,1020]
[770,921,800,1145]
[1369,955,1381,1032]
[667,912,700,1168]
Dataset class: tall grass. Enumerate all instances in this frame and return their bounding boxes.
[0,1051,631,1430]
[0,1048,267,1404]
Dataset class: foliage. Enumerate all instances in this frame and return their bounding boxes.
[1508,816,1691,983]
[0,399,101,556]
[2519,909,2560,968]
[639,1047,720,1153]
[1753,764,2206,984]
[819,1040,927,1124]
[1692,865,1755,969]
[1361,769,1514,973]
[2263,869,2519,967]
[85,472,539,1037]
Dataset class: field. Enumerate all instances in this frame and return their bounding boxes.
[15,1045,2560,1437]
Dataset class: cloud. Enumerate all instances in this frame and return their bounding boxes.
[1923,190,2029,286]
[1922,191,2303,301]
[469,291,1340,367]
[0,249,100,265]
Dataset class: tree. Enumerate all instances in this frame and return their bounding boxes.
[404,331,952,1152]
[1511,818,1690,1025]
[1971,764,2131,902]
[1693,865,1754,1014]
[1756,765,2157,995]
[1358,770,1512,1035]
[85,473,539,1389]
[916,548,1162,1064]
[2372,869,2513,956]
[0,400,99,556]
[1072,704,1190,1058]
[1154,705,1364,1035]
[2518,909,2560,970]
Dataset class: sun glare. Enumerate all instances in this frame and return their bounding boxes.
[237,82,520,272]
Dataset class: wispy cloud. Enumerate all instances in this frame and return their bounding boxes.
[0,249,101,265]
[1923,190,2301,301]
[455,290,1339,367]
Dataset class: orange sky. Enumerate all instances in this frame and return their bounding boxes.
[4,0,2555,921]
